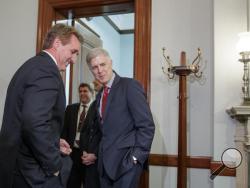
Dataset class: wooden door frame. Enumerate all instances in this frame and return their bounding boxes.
[36,0,151,187]
[36,0,151,100]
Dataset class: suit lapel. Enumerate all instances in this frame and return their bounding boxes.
[95,91,102,122]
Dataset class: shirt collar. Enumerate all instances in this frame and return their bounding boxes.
[81,100,91,108]
[43,50,58,65]
[105,71,115,88]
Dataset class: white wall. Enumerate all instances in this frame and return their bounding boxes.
[213,0,246,187]
[120,34,134,78]
[0,0,38,125]
[151,0,213,187]
[150,0,245,187]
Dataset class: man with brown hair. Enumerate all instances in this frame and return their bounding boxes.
[0,24,83,188]
[61,83,93,188]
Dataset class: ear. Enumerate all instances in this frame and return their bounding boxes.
[52,37,62,49]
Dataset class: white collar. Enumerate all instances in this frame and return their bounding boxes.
[43,50,58,65]
[81,100,91,108]
[105,72,115,88]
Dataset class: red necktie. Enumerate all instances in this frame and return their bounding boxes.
[101,86,109,117]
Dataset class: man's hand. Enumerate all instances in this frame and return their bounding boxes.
[60,138,72,155]
[81,151,97,166]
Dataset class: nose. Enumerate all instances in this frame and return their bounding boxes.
[70,54,77,63]
[70,54,78,64]
[68,59,74,65]
[97,66,103,73]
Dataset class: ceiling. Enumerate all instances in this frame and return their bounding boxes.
[107,13,134,30]
[80,13,134,34]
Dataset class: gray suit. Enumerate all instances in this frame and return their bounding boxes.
[0,52,71,188]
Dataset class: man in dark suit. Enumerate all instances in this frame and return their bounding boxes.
[80,99,102,188]
[61,83,93,188]
[0,24,83,188]
[86,48,155,188]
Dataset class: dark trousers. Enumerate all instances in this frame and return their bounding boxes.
[84,162,100,188]
[13,172,63,188]
[13,155,72,188]
[13,173,30,188]
[67,148,84,188]
[100,163,143,188]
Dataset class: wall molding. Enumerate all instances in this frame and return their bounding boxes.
[149,154,236,177]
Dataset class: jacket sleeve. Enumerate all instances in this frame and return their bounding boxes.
[127,80,155,164]
[80,101,100,156]
[61,105,70,141]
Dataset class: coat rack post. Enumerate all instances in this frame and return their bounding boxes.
[162,49,202,188]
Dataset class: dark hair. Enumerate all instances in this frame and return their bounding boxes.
[79,83,93,94]
[42,24,84,50]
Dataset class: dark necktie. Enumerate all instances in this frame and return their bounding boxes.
[101,86,109,117]
[78,105,87,132]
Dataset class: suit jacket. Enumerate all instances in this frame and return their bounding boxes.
[0,52,71,188]
[80,100,101,155]
[80,100,101,188]
[61,103,81,148]
[96,73,155,181]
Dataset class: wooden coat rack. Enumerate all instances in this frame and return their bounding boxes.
[162,49,202,188]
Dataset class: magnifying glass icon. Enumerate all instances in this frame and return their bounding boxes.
[210,148,242,180]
